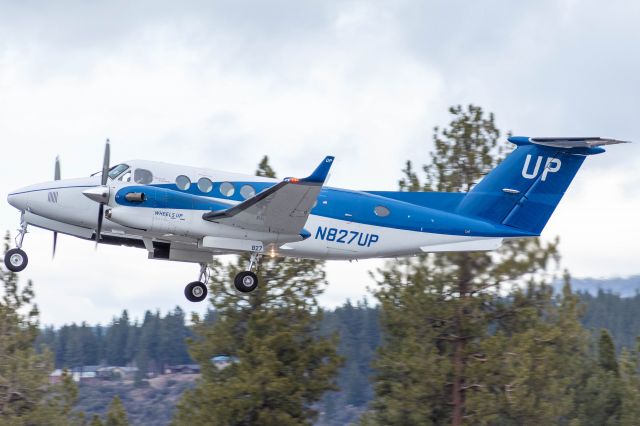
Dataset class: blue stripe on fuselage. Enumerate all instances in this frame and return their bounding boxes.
[114,182,535,238]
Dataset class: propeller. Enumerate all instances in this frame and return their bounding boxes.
[96,140,110,248]
[53,156,61,258]
[82,139,111,249]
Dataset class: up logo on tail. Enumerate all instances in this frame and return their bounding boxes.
[521,155,562,181]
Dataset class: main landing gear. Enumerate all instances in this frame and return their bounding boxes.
[4,219,29,273]
[183,252,262,302]
[234,252,260,293]
[184,264,209,303]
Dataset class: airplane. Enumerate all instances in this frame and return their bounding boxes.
[4,136,628,302]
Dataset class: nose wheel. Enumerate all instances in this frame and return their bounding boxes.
[4,218,29,273]
[5,248,28,272]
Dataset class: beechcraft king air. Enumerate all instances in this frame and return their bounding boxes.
[5,136,629,302]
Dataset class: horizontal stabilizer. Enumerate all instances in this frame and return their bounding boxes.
[509,136,631,149]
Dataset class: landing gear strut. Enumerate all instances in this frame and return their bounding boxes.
[234,252,260,293]
[4,218,28,273]
[184,264,209,303]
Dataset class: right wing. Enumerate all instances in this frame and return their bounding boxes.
[202,156,334,236]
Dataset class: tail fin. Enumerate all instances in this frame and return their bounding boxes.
[456,136,629,235]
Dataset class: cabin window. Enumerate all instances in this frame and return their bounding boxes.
[175,175,191,191]
[219,182,235,197]
[134,169,153,184]
[240,184,256,199]
[374,206,390,217]
[198,177,213,193]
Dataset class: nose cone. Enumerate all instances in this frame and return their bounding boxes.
[7,189,30,211]
[82,186,110,203]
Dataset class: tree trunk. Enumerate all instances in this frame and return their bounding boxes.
[452,256,471,425]
[451,332,465,425]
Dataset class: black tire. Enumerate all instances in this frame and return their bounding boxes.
[184,281,208,302]
[234,271,259,293]
[5,248,28,273]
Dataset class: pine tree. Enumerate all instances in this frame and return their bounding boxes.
[619,338,640,425]
[573,329,623,425]
[598,329,619,374]
[104,395,129,426]
[89,414,104,426]
[0,233,82,425]
[105,311,130,366]
[173,157,341,426]
[470,273,590,424]
[364,105,585,425]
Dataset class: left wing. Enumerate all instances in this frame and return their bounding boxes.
[202,156,334,236]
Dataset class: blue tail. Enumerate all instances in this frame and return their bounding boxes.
[456,136,626,235]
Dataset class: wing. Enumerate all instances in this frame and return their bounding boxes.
[202,156,334,236]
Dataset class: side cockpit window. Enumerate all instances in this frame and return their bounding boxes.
[118,170,132,182]
[134,169,153,184]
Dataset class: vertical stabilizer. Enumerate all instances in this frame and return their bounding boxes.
[455,137,627,235]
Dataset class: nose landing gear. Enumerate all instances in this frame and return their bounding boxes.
[4,219,29,273]
[184,264,209,303]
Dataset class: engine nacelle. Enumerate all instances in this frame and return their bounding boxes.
[105,207,154,231]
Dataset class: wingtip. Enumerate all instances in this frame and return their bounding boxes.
[300,156,335,184]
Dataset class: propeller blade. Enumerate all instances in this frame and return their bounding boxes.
[101,139,111,186]
[96,204,104,249]
[54,156,61,181]
[53,231,58,259]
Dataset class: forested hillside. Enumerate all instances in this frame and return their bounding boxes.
[581,289,640,351]
[35,307,196,375]
[30,289,640,425]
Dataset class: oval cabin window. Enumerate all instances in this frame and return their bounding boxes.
[197,177,213,193]
[219,182,235,197]
[240,184,256,199]
[374,206,390,217]
[175,175,191,191]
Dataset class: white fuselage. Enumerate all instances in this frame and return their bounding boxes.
[8,159,503,263]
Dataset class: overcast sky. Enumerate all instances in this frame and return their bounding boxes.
[1,0,639,326]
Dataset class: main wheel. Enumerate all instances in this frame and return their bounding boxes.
[5,248,28,273]
[184,281,208,302]
[234,271,259,293]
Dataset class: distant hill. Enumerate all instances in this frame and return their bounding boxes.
[555,275,640,297]
[44,281,640,426]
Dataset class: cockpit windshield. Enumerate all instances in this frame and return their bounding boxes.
[92,164,129,180]
[108,164,129,179]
